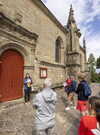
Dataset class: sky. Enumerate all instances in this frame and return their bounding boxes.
[41,0,100,59]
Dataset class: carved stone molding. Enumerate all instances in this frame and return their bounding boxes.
[0,28,36,48]
[24,66,34,70]
[66,63,80,67]
[66,51,80,55]
[0,43,28,57]
[14,12,23,23]
[0,12,38,42]
[40,61,65,68]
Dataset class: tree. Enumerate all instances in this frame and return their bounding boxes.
[88,53,95,72]
[88,53,95,65]
[88,53,96,82]
[96,56,100,69]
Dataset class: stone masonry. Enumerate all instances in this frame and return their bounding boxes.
[0,0,87,90]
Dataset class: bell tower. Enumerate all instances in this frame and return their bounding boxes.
[66,5,82,76]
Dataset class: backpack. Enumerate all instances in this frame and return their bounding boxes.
[82,82,92,97]
[72,80,77,92]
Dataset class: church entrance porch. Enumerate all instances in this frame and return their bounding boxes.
[0,49,24,102]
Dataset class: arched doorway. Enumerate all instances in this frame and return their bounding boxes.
[0,49,24,102]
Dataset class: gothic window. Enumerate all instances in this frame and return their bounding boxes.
[69,30,72,51]
[55,37,62,63]
[80,54,83,71]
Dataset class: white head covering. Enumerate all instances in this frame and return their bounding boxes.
[44,78,52,87]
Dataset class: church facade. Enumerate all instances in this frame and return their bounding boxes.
[0,0,87,101]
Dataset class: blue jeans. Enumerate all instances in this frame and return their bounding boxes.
[24,87,31,102]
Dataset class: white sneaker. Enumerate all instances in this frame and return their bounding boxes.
[74,106,76,109]
[65,107,70,111]
[72,106,76,109]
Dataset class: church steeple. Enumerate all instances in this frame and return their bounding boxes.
[68,5,75,23]
[67,5,81,38]
[67,5,77,29]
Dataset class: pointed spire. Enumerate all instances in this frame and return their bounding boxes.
[67,5,81,37]
[67,4,75,26]
[83,37,86,49]
[70,4,74,18]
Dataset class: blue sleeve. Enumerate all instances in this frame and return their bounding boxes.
[24,79,27,84]
[73,81,77,90]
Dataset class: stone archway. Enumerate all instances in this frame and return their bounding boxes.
[0,43,28,62]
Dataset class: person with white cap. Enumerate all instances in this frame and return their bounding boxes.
[33,78,57,135]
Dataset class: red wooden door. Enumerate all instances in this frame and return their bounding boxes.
[0,49,24,102]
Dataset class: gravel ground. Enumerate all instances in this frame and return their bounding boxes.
[0,83,99,135]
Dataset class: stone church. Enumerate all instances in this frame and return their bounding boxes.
[0,0,87,101]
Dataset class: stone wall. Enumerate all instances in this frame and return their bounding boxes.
[33,62,66,87]
[0,0,67,87]
[79,48,86,72]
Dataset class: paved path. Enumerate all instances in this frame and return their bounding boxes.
[0,83,99,135]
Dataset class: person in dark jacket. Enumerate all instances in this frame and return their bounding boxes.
[76,73,90,116]
[24,73,32,103]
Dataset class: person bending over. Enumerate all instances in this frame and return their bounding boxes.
[33,78,57,135]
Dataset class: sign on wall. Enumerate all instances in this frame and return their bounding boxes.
[40,67,47,79]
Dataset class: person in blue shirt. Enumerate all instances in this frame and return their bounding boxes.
[24,73,32,103]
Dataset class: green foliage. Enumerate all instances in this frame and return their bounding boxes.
[88,54,100,82]
[88,53,95,64]
[91,73,100,83]
[88,53,96,79]
[96,56,100,68]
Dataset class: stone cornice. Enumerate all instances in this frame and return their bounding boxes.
[0,28,36,47]
[40,61,66,68]
[0,12,38,40]
[32,0,68,34]
[66,51,80,55]
[24,66,34,70]
[66,64,81,67]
